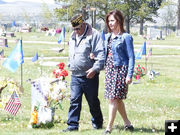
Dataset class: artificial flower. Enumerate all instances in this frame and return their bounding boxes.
[133,65,146,80]
[57,62,65,69]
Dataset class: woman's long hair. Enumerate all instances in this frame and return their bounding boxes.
[105,10,126,34]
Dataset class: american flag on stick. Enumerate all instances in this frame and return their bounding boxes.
[146,48,152,61]
[4,91,21,116]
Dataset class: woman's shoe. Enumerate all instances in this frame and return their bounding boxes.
[104,130,111,134]
[124,125,134,131]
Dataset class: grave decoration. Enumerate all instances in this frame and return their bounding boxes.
[28,62,69,128]
[0,78,23,110]
[133,65,146,80]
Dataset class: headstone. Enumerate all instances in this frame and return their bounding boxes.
[160,30,162,40]
[147,28,163,40]
[176,29,180,36]
[6,32,15,37]
[0,38,8,47]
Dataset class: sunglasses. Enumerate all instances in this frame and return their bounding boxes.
[73,24,82,31]
[73,27,81,31]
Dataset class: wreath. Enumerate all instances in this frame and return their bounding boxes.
[0,78,23,109]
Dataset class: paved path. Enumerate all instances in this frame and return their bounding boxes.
[8,39,180,49]
[8,40,67,45]
[27,55,180,67]
[23,55,180,60]
[135,44,180,49]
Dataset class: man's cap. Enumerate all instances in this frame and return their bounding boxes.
[71,14,84,27]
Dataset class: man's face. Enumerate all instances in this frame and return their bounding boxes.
[73,23,84,36]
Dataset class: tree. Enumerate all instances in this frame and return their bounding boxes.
[134,0,163,35]
[159,0,177,35]
[54,0,163,33]
[177,0,180,30]
[21,9,31,24]
[113,0,140,33]
[41,2,53,25]
[54,0,89,22]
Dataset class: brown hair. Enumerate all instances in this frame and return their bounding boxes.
[105,10,125,33]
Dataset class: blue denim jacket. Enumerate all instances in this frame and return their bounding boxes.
[104,33,135,78]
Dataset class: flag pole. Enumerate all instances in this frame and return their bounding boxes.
[63,27,65,50]
[20,37,23,88]
[145,40,147,74]
[63,35,65,50]
[145,54,147,74]
[20,37,23,126]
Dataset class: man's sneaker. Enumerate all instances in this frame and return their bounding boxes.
[92,123,103,129]
[62,128,78,132]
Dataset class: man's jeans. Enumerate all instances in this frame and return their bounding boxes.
[67,74,103,129]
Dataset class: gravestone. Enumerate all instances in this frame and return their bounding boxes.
[0,38,8,47]
[6,32,15,37]
[147,28,163,40]
[176,29,180,36]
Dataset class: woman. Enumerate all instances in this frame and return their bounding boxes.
[104,10,135,134]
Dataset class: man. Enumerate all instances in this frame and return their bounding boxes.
[63,14,105,132]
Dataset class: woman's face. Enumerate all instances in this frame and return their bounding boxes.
[108,15,118,31]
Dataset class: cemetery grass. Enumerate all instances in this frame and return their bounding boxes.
[0,33,180,135]
[0,58,179,135]
[3,32,180,58]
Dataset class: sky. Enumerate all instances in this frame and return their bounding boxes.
[3,0,55,4]
[0,0,58,18]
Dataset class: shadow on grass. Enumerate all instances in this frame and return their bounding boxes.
[115,125,164,134]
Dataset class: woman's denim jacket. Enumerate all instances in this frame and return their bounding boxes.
[104,33,135,78]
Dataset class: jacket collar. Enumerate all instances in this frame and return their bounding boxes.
[71,23,92,40]
[106,32,123,40]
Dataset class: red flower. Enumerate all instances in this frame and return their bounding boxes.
[53,62,68,79]
[53,69,56,75]
[55,74,59,78]
[58,62,65,69]
[60,69,68,77]
[133,65,146,79]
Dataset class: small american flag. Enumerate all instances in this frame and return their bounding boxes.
[146,48,152,61]
[4,91,21,116]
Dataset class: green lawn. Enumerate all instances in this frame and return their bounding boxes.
[0,32,180,135]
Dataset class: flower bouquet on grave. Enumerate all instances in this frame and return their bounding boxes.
[28,62,69,128]
[0,78,23,110]
[133,64,146,81]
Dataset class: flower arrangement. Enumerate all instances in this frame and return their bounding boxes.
[133,65,146,80]
[52,62,68,79]
[28,62,69,128]
[0,78,23,109]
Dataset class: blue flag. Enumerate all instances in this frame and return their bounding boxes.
[101,30,105,41]
[135,50,142,60]
[12,20,16,27]
[32,52,38,62]
[58,27,65,44]
[142,41,146,55]
[3,40,24,72]
[135,42,146,60]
